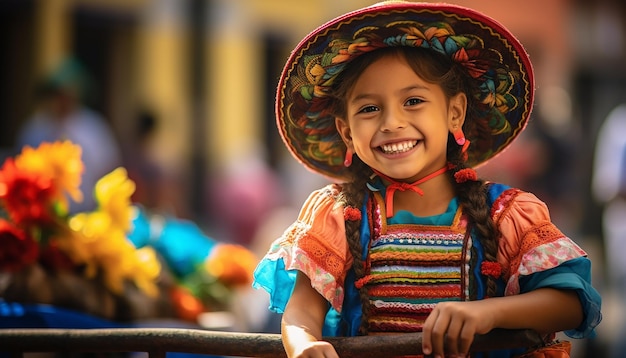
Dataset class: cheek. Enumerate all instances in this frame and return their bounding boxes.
[424,125,452,149]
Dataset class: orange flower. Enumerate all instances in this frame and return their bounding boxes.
[15,141,84,213]
[205,244,258,287]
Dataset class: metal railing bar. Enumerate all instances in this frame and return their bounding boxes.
[0,328,542,358]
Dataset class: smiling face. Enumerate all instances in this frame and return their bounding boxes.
[336,52,467,182]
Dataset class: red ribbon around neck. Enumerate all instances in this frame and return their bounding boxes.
[374,166,449,218]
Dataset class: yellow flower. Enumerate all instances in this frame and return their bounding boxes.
[94,167,136,232]
[67,211,113,277]
[67,209,160,296]
[15,141,84,212]
[52,221,94,265]
[132,247,161,297]
[99,234,140,294]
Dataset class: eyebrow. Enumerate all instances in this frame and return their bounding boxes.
[349,84,430,103]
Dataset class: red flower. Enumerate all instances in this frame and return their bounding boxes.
[0,158,55,226]
[170,286,207,322]
[0,219,39,272]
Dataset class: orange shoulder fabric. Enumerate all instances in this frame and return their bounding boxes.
[275,184,352,310]
[493,191,587,295]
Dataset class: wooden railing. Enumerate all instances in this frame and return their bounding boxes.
[0,328,542,357]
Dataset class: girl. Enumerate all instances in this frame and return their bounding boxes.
[253,2,602,357]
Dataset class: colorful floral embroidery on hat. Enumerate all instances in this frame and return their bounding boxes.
[277,3,534,180]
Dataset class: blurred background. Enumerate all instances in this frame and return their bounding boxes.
[0,0,624,356]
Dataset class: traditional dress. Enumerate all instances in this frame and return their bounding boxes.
[253,182,602,357]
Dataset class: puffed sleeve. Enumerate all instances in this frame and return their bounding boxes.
[494,189,602,338]
[252,184,352,313]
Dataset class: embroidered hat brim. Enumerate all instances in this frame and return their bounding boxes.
[276,1,534,181]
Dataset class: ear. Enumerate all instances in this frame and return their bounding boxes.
[447,92,467,132]
[335,117,354,149]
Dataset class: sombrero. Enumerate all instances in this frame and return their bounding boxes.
[276,1,534,181]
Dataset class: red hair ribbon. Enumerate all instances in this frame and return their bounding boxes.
[481,261,502,278]
[344,206,362,221]
[454,168,478,183]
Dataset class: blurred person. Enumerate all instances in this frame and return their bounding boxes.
[591,103,626,358]
[209,151,284,247]
[16,57,122,213]
[123,109,187,217]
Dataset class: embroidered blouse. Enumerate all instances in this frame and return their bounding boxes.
[253,182,602,354]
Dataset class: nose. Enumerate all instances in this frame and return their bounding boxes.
[380,107,407,132]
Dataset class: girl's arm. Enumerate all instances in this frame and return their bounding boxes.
[281,271,339,358]
[422,287,583,357]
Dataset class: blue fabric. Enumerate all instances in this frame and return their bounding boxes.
[486,182,512,204]
[0,300,221,358]
[519,256,602,338]
[252,256,297,314]
[0,300,120,329]
[390,197,458,226]
[332,193,371,336]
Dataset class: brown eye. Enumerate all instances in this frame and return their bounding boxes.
[405,98,423,106]
[358,105,379,114]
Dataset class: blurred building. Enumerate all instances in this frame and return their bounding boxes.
[0,0,610,207]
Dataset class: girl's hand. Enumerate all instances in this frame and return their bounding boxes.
[290,341,339,358]
[421,288,584,357]
[421,300,495,358]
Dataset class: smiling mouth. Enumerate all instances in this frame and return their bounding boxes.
[380,140,419,154]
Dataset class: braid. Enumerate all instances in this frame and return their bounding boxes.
[338,158,373,335]
[447,136,501,298]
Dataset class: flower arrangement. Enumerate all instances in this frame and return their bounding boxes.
[0,140,257,324]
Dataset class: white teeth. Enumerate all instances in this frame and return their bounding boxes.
[381,141,417,154]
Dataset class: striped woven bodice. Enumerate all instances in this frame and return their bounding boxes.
[357,192,472,333]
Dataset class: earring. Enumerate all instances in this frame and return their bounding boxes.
[453,129,470,161]
[453,129,466,146]
[344,149,353,167]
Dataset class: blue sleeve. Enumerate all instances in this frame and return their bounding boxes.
[518,256,602,338]
[252,257,297,314]
[253,258,349,337]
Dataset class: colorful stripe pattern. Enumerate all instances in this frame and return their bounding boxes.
[362,194,471,333]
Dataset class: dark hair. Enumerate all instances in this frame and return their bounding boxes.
[330,46,500,335]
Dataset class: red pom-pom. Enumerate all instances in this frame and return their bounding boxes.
[454,168,478,183]
[344,206,361,221]
[481,261,502,278]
